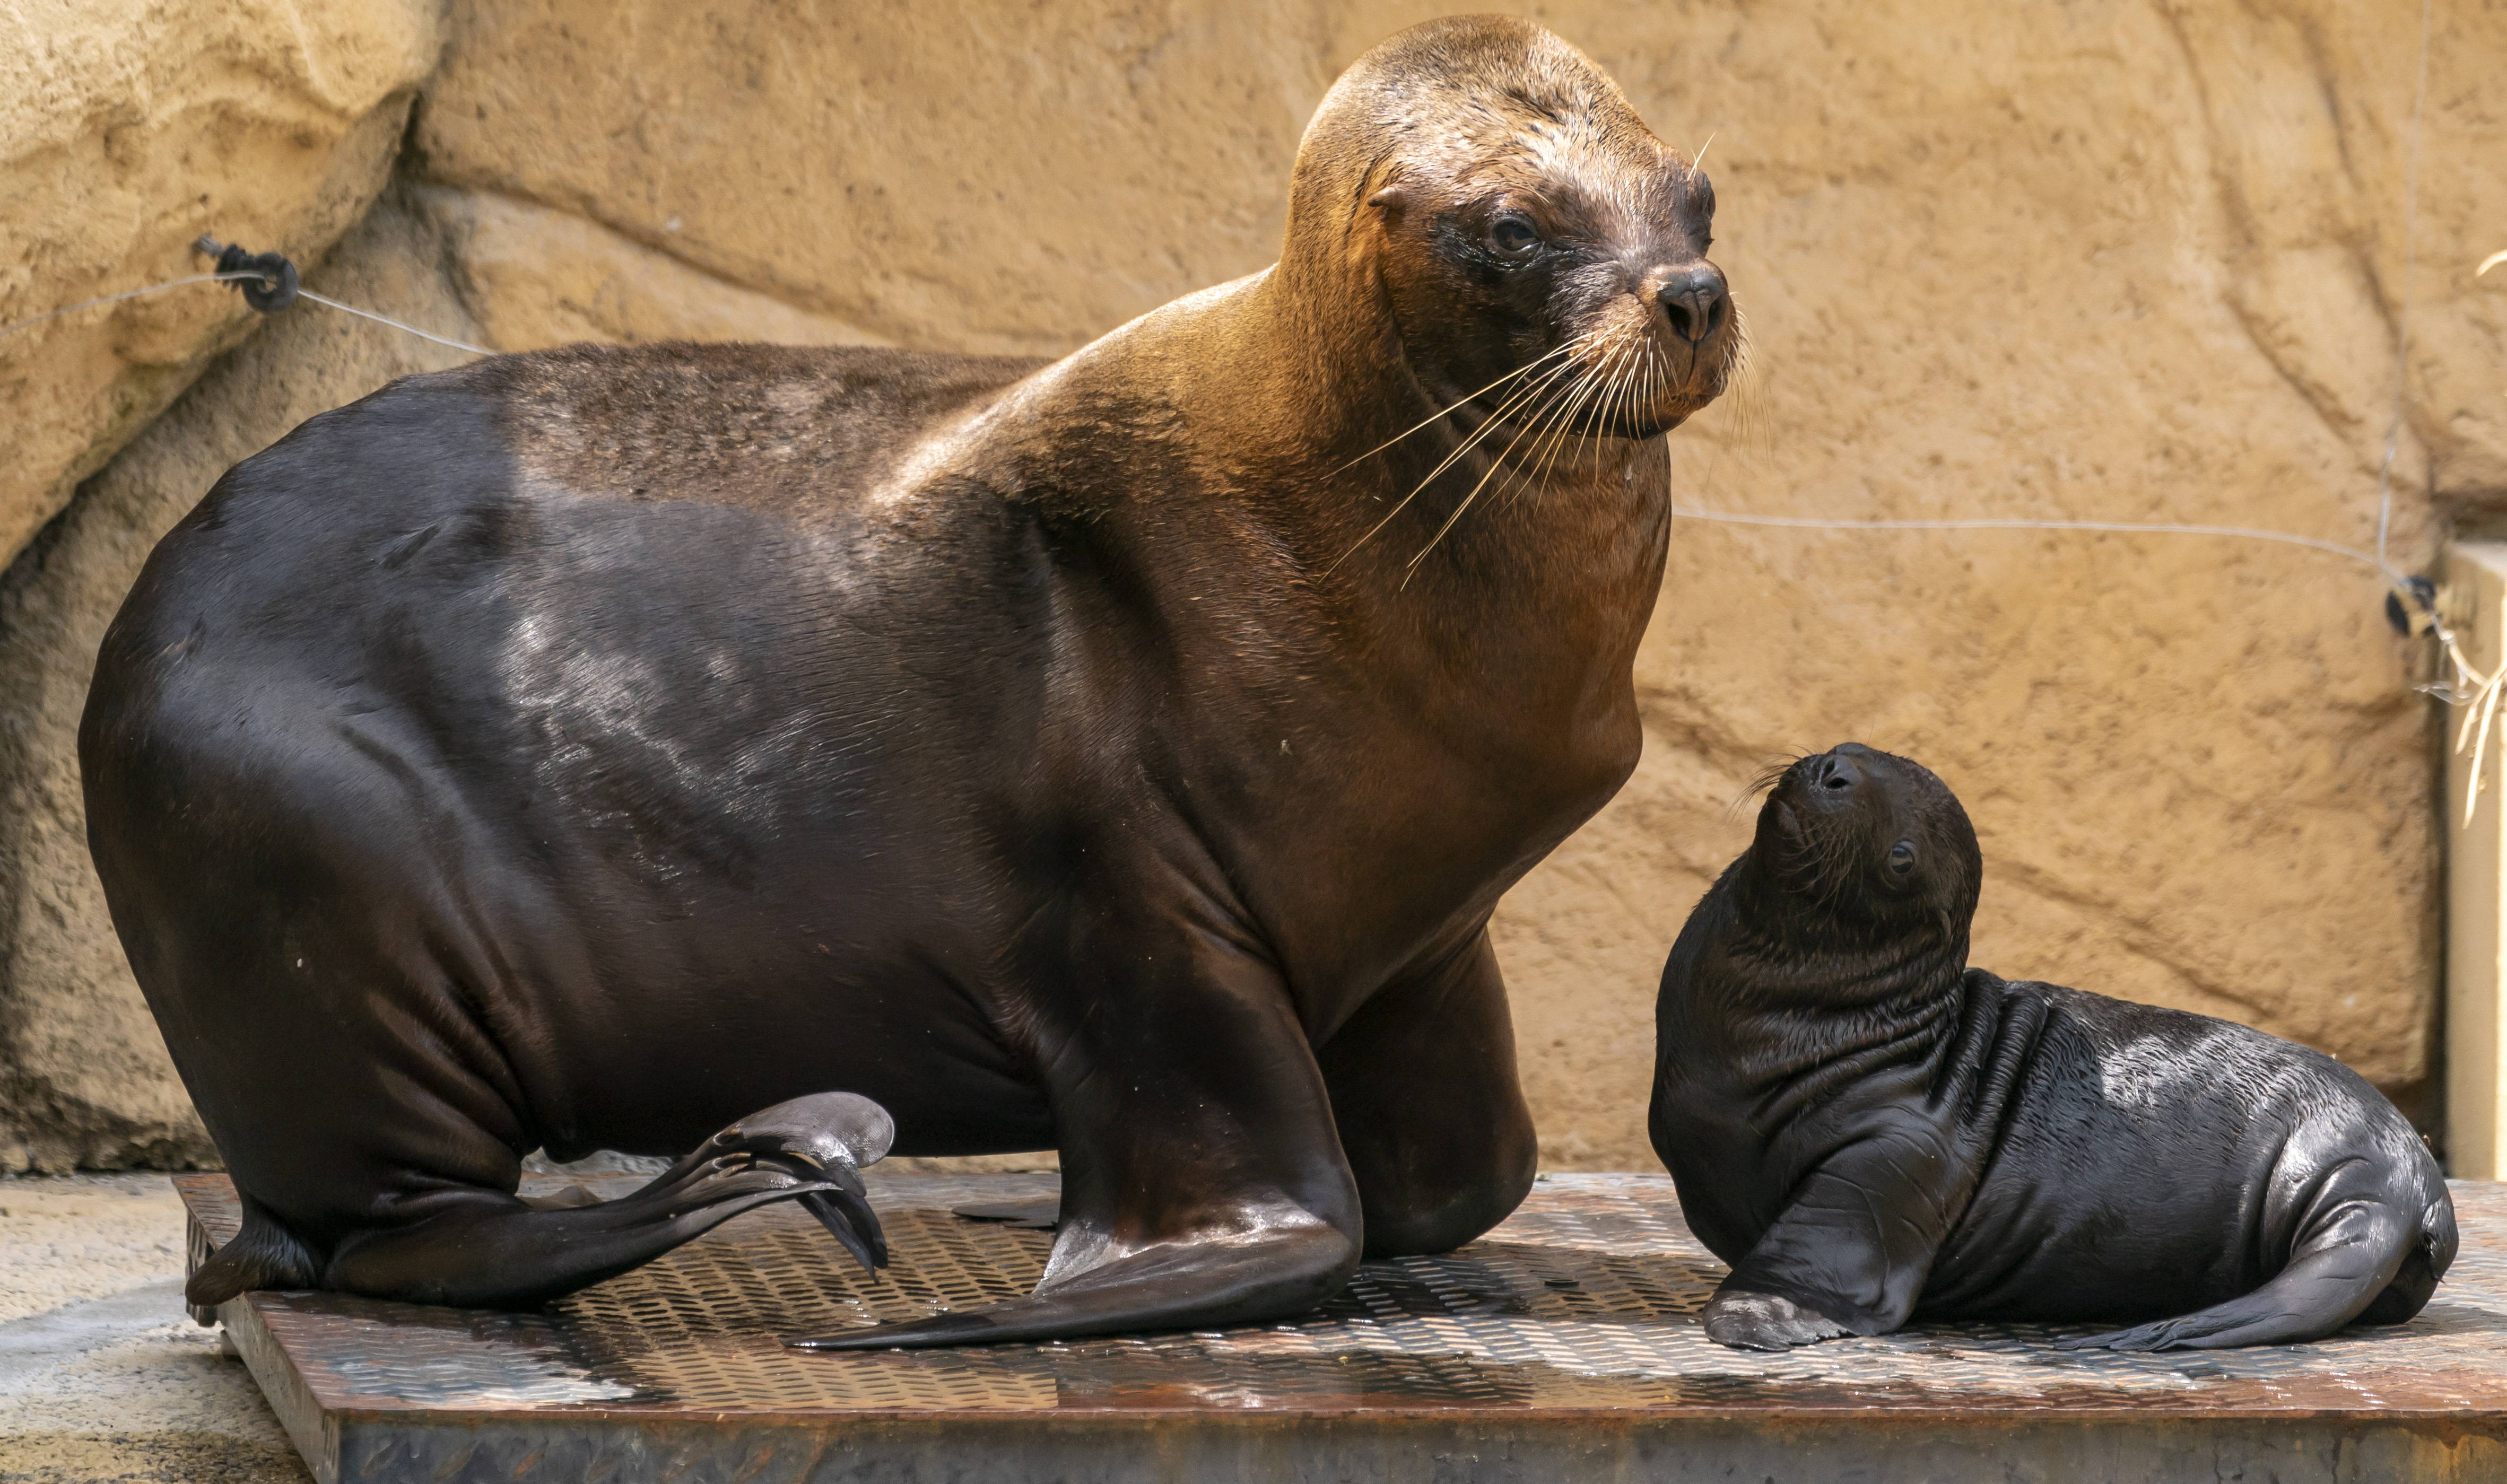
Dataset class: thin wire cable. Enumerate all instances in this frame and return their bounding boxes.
[0,274,490,356]
[1668,509,2383,570]
[296,290,488,355]
[0,273,263,344]
[1669,500,2507,825]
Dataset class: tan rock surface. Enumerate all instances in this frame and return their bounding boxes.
[0,0,444,568]
[413,186,894,353]
[4,0,2501,1176]
[408,2,1313,354]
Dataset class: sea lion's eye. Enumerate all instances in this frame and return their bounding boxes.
[1887,841,1916,875]
[1490,214,1542,258]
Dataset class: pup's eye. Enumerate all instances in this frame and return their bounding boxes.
[1490,214,1541,257]
[1887,841,1916,874]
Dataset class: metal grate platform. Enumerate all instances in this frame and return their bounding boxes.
[176,1172,2507,1482]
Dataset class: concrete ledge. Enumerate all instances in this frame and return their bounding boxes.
[0,1174,306,1483]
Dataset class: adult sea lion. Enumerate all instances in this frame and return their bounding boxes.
[82,16,1738,1347]
[1651,744,2455,1352]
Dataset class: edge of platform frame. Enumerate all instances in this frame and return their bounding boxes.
[305,1406,2507,1484]
[216,1290,341,1484]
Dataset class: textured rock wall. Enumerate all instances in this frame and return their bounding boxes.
[2,0,2500,1171]
[0,0,447,565]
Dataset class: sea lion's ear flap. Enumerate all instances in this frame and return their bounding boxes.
[1366,184,1409,217]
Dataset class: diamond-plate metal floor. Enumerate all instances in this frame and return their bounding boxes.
[175,1172,2507,1483]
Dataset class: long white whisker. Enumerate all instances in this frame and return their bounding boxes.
[1495,343,1615,514]
[1583,342,1643,478]
[1400,350,1589,495]
[1330,341,1580,476]
[1602,341,1644,448]
[1464,333,1644,541]
[1325,351,1589,576]
[1405,357,1606,572]
[1494,345,1611,513]
[1559,339,1642,484]
[1524,337,1629,505]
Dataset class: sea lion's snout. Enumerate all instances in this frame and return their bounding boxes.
[1806,747,1866,797]
[1781,743,1878,813]
[1646,263,1730,346]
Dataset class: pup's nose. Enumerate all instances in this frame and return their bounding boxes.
[1812,749,1864,793]
[1649,264,1729,344]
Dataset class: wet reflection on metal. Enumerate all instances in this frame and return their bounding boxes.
[177,1173,2507,1420]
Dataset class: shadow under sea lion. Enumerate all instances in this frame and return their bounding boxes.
[81,15,1739,1348]
[1650,743,2455,1352]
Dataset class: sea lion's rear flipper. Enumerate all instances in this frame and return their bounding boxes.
[188,1192,321,1311]
[320,1092,895,1307]
[2358,1194,2458,1324]
[2056,1176,2457,1352]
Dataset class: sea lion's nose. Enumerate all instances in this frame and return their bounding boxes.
[1649,264,1729,344]
[1812,749,1864,793]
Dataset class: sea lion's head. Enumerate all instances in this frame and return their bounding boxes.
[1746,744,1983,948]
[1284,16,1739,444]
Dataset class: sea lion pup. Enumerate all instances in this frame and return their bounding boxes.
[1650,744,2455,1352]
[82,16,1736,1347]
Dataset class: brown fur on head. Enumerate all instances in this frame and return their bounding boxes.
[1280,15,1737,442]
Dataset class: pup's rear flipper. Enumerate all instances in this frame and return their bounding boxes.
[2057,1189,2454,1352]
[2356,1194,2458,1325]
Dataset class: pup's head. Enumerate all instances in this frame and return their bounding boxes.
[1742,743,1982,951]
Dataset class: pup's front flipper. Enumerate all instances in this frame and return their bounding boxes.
[1691,977,2046,1352]
[1693,1157,1941,1352]
[1701,1289,1853,1350]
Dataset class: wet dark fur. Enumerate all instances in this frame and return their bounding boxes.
[1650,744,2455,1351]
[84,18,1738,1347]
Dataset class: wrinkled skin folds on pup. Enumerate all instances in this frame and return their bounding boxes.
[82,16,1738,1347]
[1650,745,2454,1353]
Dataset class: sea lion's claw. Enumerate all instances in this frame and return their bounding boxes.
[2053,1321,2167,1351]
[1699,1289,1852,1350]
[800,1187,889,1274]
[951,1197,1060,1231]
[791,1310,1005,1350]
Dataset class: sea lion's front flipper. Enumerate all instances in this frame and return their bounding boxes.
[794,1220,1354,1349]
[1699,1154,1947,1349]
[793,895,1361,1350]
